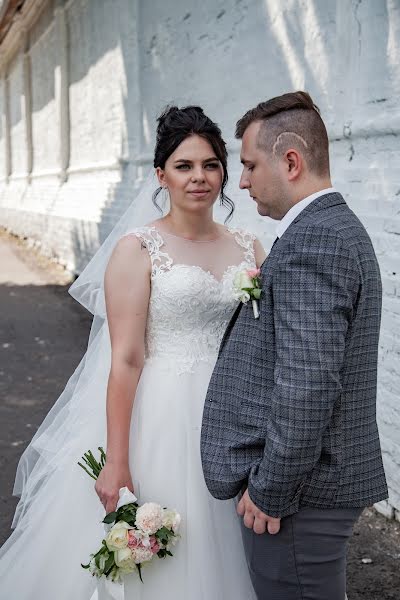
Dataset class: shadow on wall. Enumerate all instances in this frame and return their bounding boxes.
[65,0,398,268]
[65,0,309,271]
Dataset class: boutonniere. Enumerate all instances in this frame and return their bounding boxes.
[233,268,262,319]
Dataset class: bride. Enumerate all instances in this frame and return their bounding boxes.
[0,105,265,599]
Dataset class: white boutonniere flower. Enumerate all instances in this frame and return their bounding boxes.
[233,268,262,319]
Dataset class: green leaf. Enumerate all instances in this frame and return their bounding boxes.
[81,562,91,569]
[155,527,170,539]
[115,503,138,524]
[252,289,262,300]
[104,552,115,575]
[103,511,118,524]
[137,563,144,583]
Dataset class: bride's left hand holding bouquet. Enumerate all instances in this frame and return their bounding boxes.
[78,448,181,583]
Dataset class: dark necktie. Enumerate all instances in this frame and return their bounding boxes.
[270,237,279,252]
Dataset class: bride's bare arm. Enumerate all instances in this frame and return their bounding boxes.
[95,235,151,512]
[254,238,267,268]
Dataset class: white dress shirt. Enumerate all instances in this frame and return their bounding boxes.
[276,187,336,238]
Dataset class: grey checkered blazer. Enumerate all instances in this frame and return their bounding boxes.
[201,192,388,518]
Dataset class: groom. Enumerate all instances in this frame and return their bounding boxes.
[201,91,388,599]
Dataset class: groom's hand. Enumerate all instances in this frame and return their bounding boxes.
[237,489,281,535]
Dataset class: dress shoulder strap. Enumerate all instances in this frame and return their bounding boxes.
[124,226,173,277]
[227,226,257,266]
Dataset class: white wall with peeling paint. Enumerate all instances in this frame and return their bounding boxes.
[0,0,399,516]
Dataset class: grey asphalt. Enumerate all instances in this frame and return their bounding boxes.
[0,231,92,544]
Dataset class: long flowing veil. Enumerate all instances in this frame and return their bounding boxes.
[2,160,271,541]
[4,170,163,536]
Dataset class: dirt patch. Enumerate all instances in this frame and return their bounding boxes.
[347,507,400,599]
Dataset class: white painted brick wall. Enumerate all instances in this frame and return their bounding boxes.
[30,19,58,173]
[330,134,400,515]
[0,0,399,515]
[8,53,26,176]
[0,80,5,178]
[67,0,127,168]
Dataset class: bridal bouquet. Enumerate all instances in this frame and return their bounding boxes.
[79,448,181,583]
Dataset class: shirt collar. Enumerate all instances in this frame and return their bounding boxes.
[276,187,336,238]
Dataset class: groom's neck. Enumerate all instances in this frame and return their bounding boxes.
[290,176,333,206]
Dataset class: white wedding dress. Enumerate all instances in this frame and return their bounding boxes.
[0,225,257,600]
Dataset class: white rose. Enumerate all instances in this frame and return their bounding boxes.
[162,509,175,529]
[234,271,253,289]
[233,289,251,303]
[162,509,181,533]
[114,547,136,572]
[131,546,153,564]
[89,558,102,577]
[135,503,164,535]
[172,512,181,533]
[166,536,178,551]
[105,521,130,551]
[233,271,252,303]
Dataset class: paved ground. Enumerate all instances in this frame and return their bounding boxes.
[0,229,399,599]
[0,230,92,540]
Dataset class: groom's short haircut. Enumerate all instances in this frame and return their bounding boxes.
[235,91,330,176]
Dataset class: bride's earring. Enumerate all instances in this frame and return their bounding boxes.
[161,187,170,213]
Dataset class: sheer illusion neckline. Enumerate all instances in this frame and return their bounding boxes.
[151,225,222,243]
[165,262,247,284]
[134,224,256,284]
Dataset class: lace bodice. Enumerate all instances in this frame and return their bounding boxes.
[127,226,256,374]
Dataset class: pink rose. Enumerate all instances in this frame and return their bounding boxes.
[150,536,160,554]
[127,530,140,549]
[246,268,260,278]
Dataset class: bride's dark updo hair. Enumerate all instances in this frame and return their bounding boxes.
[153,105,234,220]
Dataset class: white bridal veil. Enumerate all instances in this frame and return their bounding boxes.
[0,146,272,600]
[1,159,269,584]
[8,170,164,532]
[5,168,238,535]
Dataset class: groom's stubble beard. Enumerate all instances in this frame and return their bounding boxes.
[254,175,291,220]
[250,149,292,220]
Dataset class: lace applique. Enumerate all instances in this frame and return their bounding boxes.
[127,226,173,277]
[227,227,256,266]
[125,226,257,375]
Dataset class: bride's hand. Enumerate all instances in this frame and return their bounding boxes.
[95,461,134,514]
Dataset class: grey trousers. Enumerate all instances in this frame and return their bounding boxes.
[240,506,363,600]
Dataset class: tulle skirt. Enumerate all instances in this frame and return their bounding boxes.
[0,346,255,599]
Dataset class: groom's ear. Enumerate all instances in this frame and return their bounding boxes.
[285,149,302,181]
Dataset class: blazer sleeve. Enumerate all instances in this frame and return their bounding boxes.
[247,227,360,517]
